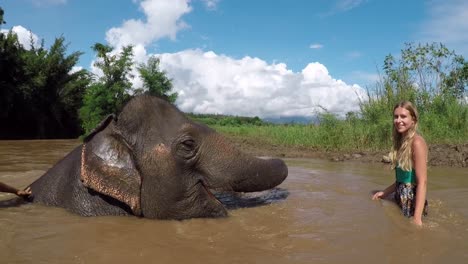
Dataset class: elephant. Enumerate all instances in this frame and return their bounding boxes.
[19,95,288,220]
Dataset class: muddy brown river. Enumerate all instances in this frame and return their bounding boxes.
[1,140,467,263]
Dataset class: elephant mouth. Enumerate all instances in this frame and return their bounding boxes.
[213,188,290,210]
[198,180,222,204]
[198,180,290,212]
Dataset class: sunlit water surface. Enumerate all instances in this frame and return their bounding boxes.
[1,140,467,264]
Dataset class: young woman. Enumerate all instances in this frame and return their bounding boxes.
[372,101,428,226]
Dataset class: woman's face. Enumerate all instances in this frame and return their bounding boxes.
[394,107,415,134]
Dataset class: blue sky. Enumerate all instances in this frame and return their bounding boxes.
[2,0,467,118]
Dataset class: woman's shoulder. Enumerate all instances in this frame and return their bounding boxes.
[412,134,427,147]
[412,134,428,154]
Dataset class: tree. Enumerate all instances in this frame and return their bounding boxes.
[79,43,134,134]
[382,43,467,104]
[360,42,467,145]
[442,56,468,99]
[0,7,6,26]
[0,22,89,139]
[23,37,90,138]
[136,56,177,103]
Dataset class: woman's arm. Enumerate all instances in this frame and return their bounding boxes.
[0,182,19,194]
[0,182,31,197]
[412,135,428,226]
[372,182,396,200]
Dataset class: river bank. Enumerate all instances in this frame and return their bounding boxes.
[226,135,468,168]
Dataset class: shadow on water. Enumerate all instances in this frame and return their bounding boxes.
[214,187,290,210]
[0,188,290,212]
[0,197,27,208]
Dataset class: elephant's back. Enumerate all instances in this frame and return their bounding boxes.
[29,145,83,205]
[28,145,133,216]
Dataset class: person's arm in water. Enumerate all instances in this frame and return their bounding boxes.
[372,182,396,200]
[0,182,31,197]
[412,135,428,227]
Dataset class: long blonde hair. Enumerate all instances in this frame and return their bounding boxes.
[390,101,419,171]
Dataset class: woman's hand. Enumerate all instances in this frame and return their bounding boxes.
[16,187,31,197]
[372,191,385,200]
[412,217,423,227]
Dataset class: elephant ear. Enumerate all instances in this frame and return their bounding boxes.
[80,119,142,216]
[83,114,116,143]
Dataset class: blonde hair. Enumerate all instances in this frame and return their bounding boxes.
[390,101,418,171]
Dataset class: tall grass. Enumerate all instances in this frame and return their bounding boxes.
[211,91,467,152]
[212,117,393,152]
[211,98,466,152]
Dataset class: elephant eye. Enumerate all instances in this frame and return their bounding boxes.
[181,139,195,150]
[177,139,197,159]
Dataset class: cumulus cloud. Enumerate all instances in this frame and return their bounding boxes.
[334,0,368,13]
[418,0,468,56]
[202,0,220,10]
[346,51,362,59]
[31,0,67,6]
[69,66,83,74]
[157,49,366,118]
[321,0,368,17]
[0,25,40,50]
[309,43,324,49]
[105,0,191,48]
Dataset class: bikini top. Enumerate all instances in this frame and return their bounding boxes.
[395,166,416,184]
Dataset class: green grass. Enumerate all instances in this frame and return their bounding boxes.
[211,123,389,152]
[201,100,467,152]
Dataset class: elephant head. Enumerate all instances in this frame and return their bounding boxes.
[80,96,288,220]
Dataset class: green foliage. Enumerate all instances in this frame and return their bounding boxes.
[79,45,177,135]
[79,43,134,135]
[0,26,90,139]
[0,30,23,119]
[136,56,177,103]
[420,96,468,143]
[0,7,5,25]
[379,43,466,105]
[188,113,267,126]
[360,42,467,147]
[79,83,110,133]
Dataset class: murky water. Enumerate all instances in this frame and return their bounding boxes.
[1,140,467,264]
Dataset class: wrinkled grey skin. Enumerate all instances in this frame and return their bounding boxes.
[28,96,288,220]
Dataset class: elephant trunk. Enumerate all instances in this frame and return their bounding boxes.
[201,135,288,192]
[229,156,288,192]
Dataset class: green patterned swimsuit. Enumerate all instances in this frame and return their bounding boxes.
[395,167,428,217]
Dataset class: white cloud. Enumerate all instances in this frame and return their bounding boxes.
[0,25,40,50]
[93,0,192,87]
[202,0,220,10]
[321,0,368,17]
[334,0,367,13]
[309,43,324,49]
[69,66,83,74]
[157,49,366,118]
[31,0,67,6]
[346,51,362,59]
[106,0,192,49]
[418,0,468,56]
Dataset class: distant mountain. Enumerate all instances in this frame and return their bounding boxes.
[262,116,318,125]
